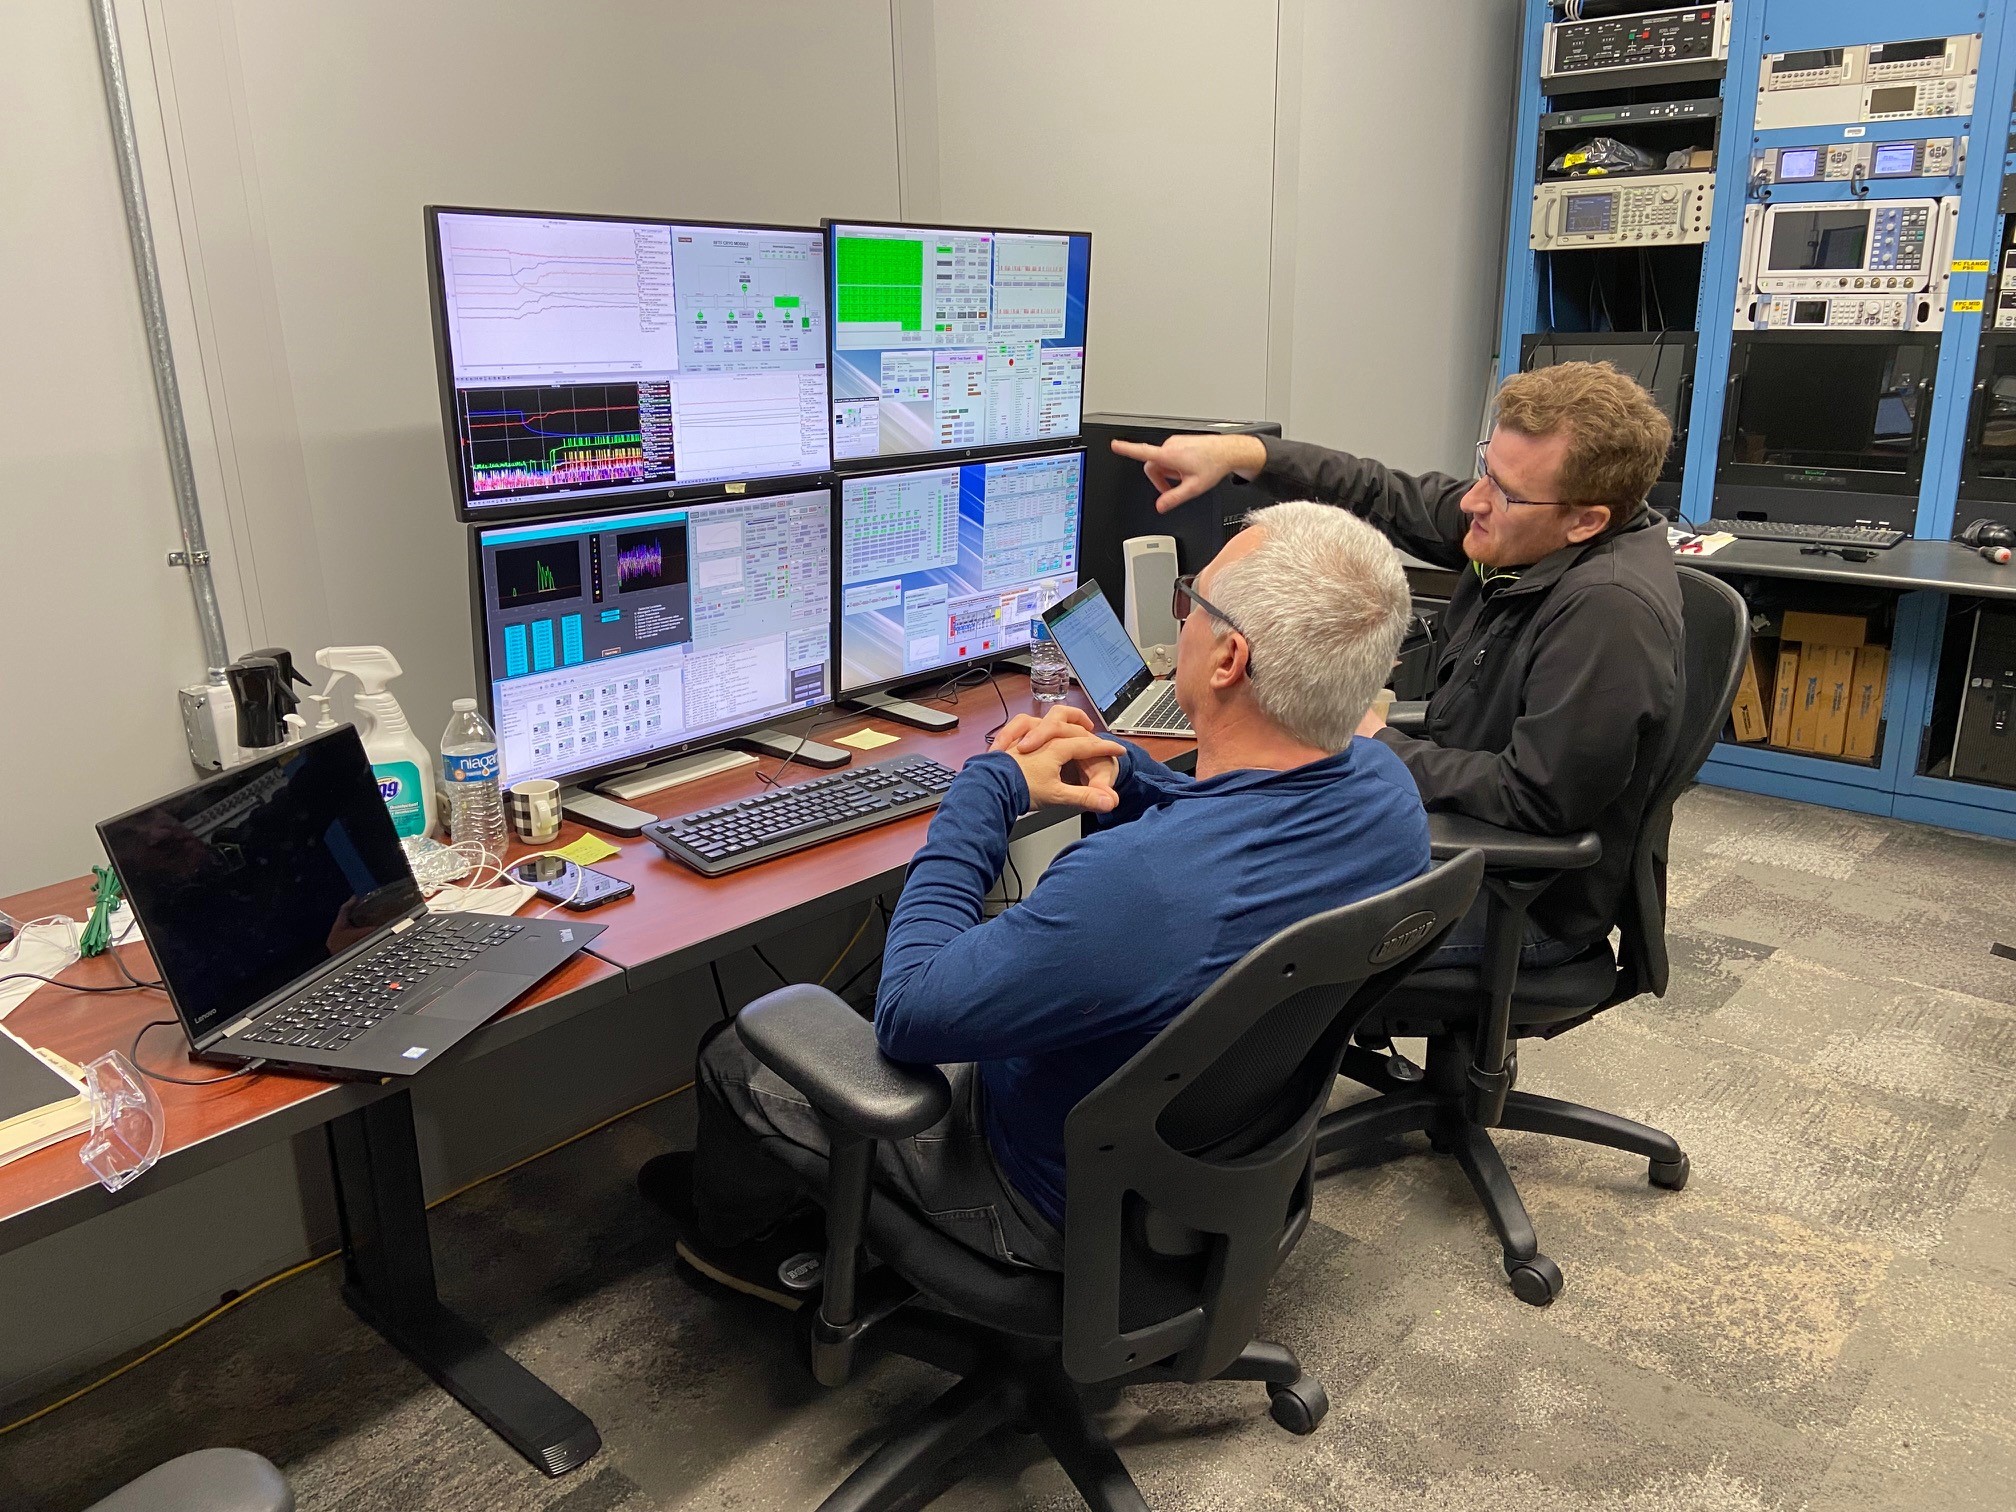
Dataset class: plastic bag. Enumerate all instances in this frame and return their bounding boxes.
[1549,137,1660,177]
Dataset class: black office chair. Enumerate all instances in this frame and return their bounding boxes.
[85,1450,293,1512]
[1319,566,1749,1305]
[730,851,1483,1512]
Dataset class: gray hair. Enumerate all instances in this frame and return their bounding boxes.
[1206,501,1412,752]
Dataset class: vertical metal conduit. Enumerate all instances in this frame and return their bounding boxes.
[90,0,231,681]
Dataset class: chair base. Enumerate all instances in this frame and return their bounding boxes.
[1318,1034,1686,1306]
[810,1311,1325,1512]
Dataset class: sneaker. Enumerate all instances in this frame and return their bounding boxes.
[637,1151,825,1311]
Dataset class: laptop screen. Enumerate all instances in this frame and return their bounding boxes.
[98,727,422,1044]
[1044,581,1153,715]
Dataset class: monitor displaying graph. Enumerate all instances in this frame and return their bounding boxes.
[826,221,1090,463]
[838,449,1083,693]
[474,489,834,788]
[428,207,833,515]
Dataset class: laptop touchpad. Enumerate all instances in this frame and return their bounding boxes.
[415,972,516,1022]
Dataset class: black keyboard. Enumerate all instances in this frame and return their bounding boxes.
[237,915,527,1050]
[643,753,961,876]
[1704,518,1904,550]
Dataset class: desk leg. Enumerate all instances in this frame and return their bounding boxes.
[327,1092,601,1477]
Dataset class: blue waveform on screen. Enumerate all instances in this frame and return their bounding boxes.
[616,537,665,587]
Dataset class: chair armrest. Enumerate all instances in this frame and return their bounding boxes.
[736,983,951,1141]
[1386,700,1428,735]
[1428,814,1601,873]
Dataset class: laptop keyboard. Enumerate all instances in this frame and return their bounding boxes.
[1130,684,1190,733]
[236,916,528,1051]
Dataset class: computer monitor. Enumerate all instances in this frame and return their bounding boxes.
[837,449,1084,696]
[428,207,832,518]
[471,487,834,789]
[825,220,1090,463]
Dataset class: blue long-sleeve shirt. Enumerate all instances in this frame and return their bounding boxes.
[874,738,1431,1228]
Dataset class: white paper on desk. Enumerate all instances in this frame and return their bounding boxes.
[428,881,536,917]
[0,922,82,1023]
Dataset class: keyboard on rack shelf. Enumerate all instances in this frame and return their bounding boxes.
[1703,518,1904,550]
[642,753,961,877]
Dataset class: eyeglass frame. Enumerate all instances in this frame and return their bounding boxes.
[1172,574,1257,678]
[1472,440,1574,509]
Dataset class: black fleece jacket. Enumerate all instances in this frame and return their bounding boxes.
[1251,436,1684,947]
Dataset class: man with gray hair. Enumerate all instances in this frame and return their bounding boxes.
[648,503,1431,1298]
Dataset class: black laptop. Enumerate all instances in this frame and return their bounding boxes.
[98,726,601,1079]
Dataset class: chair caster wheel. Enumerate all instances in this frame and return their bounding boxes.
[1427,1128,1457,1154]
[1505,1253,1563,1307]
[1267,1376,1329,1435]
[1650,1153,1689,1190]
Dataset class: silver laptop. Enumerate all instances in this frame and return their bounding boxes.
[1042,581,1194,739]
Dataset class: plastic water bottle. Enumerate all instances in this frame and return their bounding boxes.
[1029,619,1070,703]
[440,698,508,869]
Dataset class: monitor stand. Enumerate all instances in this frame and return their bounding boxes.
[599,747,759,801]
[737,727,852,769]
[843,688,959,732]
[558,787,656,838]
[998,651,1035,674]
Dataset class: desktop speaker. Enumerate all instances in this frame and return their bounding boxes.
[1080,413,1283,628]
[1122,536,1181,675]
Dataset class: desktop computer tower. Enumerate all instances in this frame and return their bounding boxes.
[1951,605,2016,791]
[1080,414,1283,617]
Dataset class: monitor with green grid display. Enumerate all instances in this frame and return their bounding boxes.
[826,220,1090,464]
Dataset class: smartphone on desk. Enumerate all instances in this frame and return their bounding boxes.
[508,855,634,911]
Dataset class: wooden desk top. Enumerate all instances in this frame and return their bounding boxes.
[553,672,1194,986]
[0,875,621,1252]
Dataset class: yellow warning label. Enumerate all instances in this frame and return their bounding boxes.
[1952,259,1991,274]
[1953,298,1986,313]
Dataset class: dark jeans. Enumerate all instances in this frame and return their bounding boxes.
[1426,895,1587,970]
[694,1022,1067,1271]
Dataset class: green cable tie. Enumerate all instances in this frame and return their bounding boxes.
[79,865,123,957]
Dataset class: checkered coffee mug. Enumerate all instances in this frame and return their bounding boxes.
[506,779,563,844]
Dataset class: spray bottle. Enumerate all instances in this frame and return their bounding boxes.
[314,646,439,840]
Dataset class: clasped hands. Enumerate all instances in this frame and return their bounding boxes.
[989,705,1126,814]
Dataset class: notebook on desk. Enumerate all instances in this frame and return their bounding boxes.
[0,1027,89,1167]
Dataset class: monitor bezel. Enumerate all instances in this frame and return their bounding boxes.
[821,216,1094,472]
[832,445,1089,702]
[466,484,840,794]
[426,204,837,524]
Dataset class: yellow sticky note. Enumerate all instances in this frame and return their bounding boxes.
[1952,259,1991,274]
[552,834,620,865]
[835,727,902,751]
[1954,298,1985,314]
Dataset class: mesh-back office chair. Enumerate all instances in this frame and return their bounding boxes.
[85,1450,293,1512]
[1318,567,1749,1305]
[730,852,1483,1512]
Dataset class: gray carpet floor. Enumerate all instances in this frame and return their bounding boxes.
[5,784,2015,1511]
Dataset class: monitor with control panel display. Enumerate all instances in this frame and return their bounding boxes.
[472,488,833,788]
[837,449,1083,694]
[428,207,832,518]
[825,220,1090,463]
